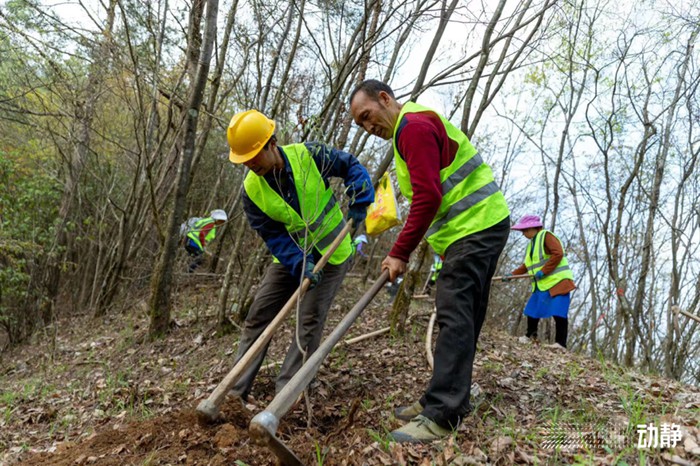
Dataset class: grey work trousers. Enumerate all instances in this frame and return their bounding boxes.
[230,260,350,397]
[420,217,510,429]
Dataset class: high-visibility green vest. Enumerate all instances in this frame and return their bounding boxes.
[431,259,443,282]
[186,217,217,250]
[243,143,353,265]
[392,102,510,254]
[524,229,574,291]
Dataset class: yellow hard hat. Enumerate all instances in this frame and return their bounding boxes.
[227,110,276,163]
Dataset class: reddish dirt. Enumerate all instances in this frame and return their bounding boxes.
[21,406,257,466]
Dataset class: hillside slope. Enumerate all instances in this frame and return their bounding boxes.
[1,276,699,465]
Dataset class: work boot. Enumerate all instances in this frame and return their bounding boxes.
[395,382,483,422]
[394,400,423,421]
[389,415,452,443]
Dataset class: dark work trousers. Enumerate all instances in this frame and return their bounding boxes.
[230,259,350,398]
[420,217,510,429]
[185,243,204,273]
[526,316,568,347]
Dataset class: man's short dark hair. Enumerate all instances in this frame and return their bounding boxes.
[350,79,395,103]
[263,134,277,150]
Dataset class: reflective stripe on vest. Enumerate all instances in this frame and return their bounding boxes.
[243,143,353,265]
[523,229,574,291]
[186,217,217,250]
[392,102,510,254]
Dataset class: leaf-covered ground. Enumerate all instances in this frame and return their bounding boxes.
[1,275,699,465]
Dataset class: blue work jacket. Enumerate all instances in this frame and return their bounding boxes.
[242,142,374,279]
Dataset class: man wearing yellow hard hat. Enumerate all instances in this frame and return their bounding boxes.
[226,109,374,401]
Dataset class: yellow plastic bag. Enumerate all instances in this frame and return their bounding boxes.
[365,172,401,236]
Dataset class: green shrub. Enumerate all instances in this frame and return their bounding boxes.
[0,151,59,346]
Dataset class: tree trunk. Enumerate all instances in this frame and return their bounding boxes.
[390,241,429,334]
[234,243,268,323]
[215,186,246,333]
[149,0,219,338]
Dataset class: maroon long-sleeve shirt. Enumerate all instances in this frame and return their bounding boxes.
[389,111,459,262]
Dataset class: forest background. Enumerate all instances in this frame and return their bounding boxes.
[0,0,698,386]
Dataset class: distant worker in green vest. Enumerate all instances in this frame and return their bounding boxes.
[350,80,510,443]
[183,209,228,273]
[504,215,575,349]
[226,109,373,401]
[353,234,369,258]
[426,253,443,295]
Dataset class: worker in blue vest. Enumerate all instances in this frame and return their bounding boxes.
[225,110,374,401]
[350,80,510,443]
[182,209,228,272]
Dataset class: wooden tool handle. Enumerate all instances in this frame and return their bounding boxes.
[197,220,354,422]
[492,273,531,281]
[252,269,390,425]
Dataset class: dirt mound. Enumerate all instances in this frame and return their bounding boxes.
[21,400,261,465]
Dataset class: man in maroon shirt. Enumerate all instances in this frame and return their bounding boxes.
[352,99,456,267]
[350,80,510,443]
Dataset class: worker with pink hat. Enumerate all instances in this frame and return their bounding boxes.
[504,214,575,348]
[511,214,543,231]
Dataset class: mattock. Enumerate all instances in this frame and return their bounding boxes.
[196,220,354,424]
[249,270,390,465]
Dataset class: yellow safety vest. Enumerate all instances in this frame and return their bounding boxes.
[524,229,574,291]
[243,143,353,264]
[392,101,510,254]
[186,217,217,250]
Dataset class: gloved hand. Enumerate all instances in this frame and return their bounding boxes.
[304,261,323,290]
[347,204,367,226]
[535,270,545,280]
[502,273,513,282]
